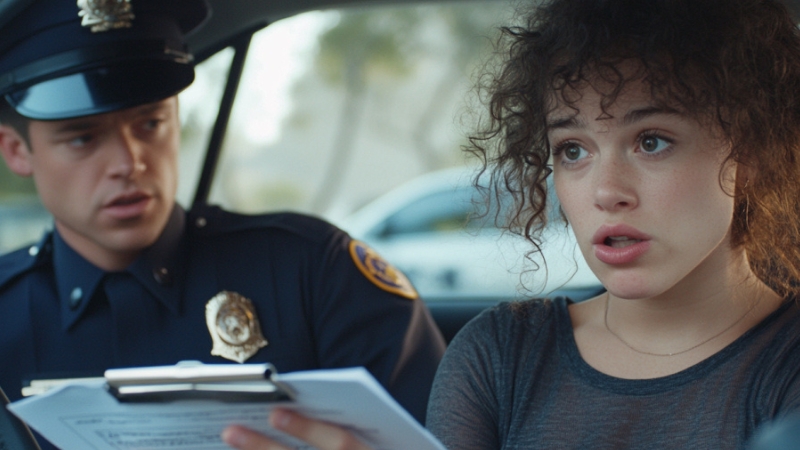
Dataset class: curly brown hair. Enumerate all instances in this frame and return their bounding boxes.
[470,0,800,296]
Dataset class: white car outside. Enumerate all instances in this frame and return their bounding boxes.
[338,167,601,301]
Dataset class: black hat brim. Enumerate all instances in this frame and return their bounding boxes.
[6,58,194,120]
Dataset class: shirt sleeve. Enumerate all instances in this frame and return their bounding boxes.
[426,306,504,449]
[763,315,800,418]
[307,228,446,424]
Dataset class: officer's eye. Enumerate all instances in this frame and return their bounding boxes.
[142,119,162,131]
[68,135,93,147]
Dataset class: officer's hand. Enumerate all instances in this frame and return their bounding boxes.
[221,408,372,450]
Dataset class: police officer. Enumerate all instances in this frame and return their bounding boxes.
[0,1,445,448]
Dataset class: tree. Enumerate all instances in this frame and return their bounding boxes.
[309,8,421,212]
[411,4,502,170]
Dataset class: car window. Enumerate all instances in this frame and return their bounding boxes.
[177,1,511,221]
[176,48,234,206]
[382,186,475,236]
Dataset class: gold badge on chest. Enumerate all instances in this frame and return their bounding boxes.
[205,291,268,363]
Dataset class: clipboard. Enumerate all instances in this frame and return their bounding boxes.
[104,361,294,403]
[9,366,446,450]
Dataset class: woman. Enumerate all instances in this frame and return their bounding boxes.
[426,0,800,448]
[223,0,800,448]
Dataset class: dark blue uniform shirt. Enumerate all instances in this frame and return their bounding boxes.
[0,205,445,448]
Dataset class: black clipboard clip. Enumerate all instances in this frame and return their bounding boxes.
[105,361,294,403]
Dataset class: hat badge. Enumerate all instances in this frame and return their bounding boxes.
[205,291,268,363]
[77,0,135,33]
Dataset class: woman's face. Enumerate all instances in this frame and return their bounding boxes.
[549,78,738,300]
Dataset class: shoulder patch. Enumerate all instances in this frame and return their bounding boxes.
[349,240,418,300]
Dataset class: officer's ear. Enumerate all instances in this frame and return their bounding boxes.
[0,124,33,177]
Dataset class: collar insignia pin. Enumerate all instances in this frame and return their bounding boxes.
[77,0,135,33]
[205,291,268,363]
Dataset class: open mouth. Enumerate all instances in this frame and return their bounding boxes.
[604,236,643,248]
[109,193,148,207]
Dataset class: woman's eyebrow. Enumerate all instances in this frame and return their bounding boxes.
[547,106,682,131]
[547,114,585,130]
[621,106,681,126]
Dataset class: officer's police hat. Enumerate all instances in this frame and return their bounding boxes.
[0,0,210,120]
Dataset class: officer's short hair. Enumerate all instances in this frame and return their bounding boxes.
[0,0,210,121]
[0,99,30,144]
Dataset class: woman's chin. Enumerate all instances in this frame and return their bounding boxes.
[600,278,659,300]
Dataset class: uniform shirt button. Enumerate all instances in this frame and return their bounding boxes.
[28,246,39,256]
[153,267,172,285]
[195,217,207,228]
[69,287,83,309]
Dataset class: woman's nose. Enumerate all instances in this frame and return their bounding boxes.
[592,157,638,212]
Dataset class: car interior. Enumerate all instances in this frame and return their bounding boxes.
[4,1,800,448]
[0,0,798,347]
[180,0,609,344]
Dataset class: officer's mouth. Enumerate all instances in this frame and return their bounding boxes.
[104,192,153,219]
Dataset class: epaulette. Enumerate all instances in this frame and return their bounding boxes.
[0,232,53,290]
[186,205,340,245]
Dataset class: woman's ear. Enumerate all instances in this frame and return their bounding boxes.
[0,124,33,177]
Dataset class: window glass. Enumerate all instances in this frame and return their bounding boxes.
[177,48,234,207]
[193,2,511,221]
[0,199,51,253]
[383,187,475,236]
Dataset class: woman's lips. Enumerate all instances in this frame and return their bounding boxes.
[592,225,651,265]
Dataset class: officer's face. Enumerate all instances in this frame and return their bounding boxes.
[25,98,180,270]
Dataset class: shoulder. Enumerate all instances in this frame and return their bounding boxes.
[187,205,345,246]
[0,233,52,291]
[463,298,558,335]
[757,299,800,358]
[447,297,560,357]
[762,299,800,359]
[746,299,800,413]
[184,206,419,297]
[429,298,561,443]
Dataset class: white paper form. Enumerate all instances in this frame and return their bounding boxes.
[7,367,445,450]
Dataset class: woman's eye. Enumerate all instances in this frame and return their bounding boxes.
[639,135,670,153]
[563,144,588,161]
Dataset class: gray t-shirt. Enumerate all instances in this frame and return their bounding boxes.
[427,297,800,449]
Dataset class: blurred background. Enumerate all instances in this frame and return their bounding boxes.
[0,1,599,301]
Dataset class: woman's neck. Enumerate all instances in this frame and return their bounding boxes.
[570,248,783,379]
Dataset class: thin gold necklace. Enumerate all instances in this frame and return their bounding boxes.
[603,293,755,357]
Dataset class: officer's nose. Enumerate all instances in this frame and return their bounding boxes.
[108,128,147,179]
